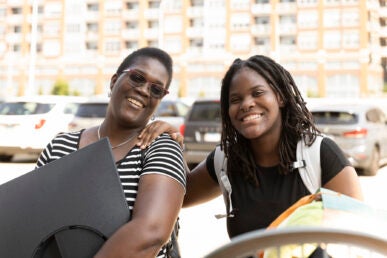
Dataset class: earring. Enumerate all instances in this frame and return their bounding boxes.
[108,91,111,97]
[151,114,155,121]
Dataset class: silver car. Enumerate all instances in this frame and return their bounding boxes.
[311,103,387,176]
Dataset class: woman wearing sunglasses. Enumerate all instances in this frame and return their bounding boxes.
[36,47,186,258]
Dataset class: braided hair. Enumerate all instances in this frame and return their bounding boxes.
[220,55,320,185]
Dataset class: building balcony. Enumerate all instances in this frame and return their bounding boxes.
[121,29,140,39]
[379,46,387,57]
[278,25,297,35]
[251,24,271,35]
[187,6,204,17]
[251,4,271,15]
[122,10,140,19]
[144,8,159,20]
[186,27,204,37]
[277,2,297,14]
[380,7,387,17]
[144,28,159,38]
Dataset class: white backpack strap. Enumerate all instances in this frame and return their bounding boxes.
[213,146,234,219]
[296,135,324,194]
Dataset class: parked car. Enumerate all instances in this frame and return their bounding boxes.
[154,98,191,129]
[181,98,221,167]
[68,96,109,132]
[311,103,387,176]
[0,95,86,161]
[68,97,190,133]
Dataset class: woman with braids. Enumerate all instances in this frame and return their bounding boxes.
[182,55,363,239]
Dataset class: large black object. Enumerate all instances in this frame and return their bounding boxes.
[0,138,130,258]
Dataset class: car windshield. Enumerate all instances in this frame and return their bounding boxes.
[75,103,107,118]
[0,102,53,115]
[189,102,221,122]
[312,111,358,125]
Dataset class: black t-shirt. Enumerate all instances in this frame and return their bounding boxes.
[206,137,351,238]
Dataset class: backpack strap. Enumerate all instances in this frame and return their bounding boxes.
[296,135,324,194]
[213,145,234,219]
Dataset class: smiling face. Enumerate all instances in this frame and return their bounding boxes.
[228,67,283,141]
[108,56,169,129]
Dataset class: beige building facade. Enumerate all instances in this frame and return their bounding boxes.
[0,0,385,99]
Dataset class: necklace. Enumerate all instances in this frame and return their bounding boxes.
[97,125,137,149]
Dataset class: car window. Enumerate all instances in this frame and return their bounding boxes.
[312,111,358,125]
[0,102,53,115]
[189,102,221,122]
[63,103,81,115]
[156,101,178,117]
[175,102,190,117]
[75,103,108,118]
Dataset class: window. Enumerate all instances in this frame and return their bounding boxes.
[324,31,341,49]
[126,2,139,9]
[13,25,22,33]
[87,3,99,11]
[148,1,161,8]
[324,10,341,27]
[11,7,22,15]
[125,40,138,49]
[104,41,121,52]
[87,22,99,33]
[86,41,98,50]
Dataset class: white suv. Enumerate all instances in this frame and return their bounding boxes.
[0,95,86,161]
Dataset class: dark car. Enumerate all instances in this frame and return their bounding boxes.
[181,99,221,167]
[311,103,387,176]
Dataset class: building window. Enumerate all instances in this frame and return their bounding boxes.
[324,10,341,27]
[148,1,161,8]
[126,2,139,9]
[104,41,121,52]
[11,7,22,15]
[190,0,204,6]
[125,40,138,49]
[13,44,21,52]
[87,22,99,33]
[86,41,98,50]
[324,31,341,49]
[104,20,121,34]
[298,11,318,29]
[87,3,99,12]
[147,40,158,47]
[189,38,203,48]
[126,21,138,29]
[13,25,22,33]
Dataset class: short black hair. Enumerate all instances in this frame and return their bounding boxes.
[116,47,173,88]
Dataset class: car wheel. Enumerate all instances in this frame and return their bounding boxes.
[0,155,13,162]
[363,147,380,176]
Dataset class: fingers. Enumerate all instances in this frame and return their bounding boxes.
[171,132,184,149]
[137,121,182,149]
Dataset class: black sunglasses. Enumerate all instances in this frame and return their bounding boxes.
[122,69,169,99]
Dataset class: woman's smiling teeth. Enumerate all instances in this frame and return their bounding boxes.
[128,97,144,108]
[242,113,262,122]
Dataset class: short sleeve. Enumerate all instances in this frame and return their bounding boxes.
[320,137,352,185]
[142,134,186,189]
[205,148,218,183]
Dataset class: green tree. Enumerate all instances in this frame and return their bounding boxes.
[51,79,70,96]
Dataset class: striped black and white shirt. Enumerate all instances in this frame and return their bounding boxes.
[36,130,186,258]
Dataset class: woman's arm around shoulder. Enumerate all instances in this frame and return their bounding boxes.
[183,157,222,208]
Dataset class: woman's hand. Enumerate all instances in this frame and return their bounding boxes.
[137,120,184,149]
